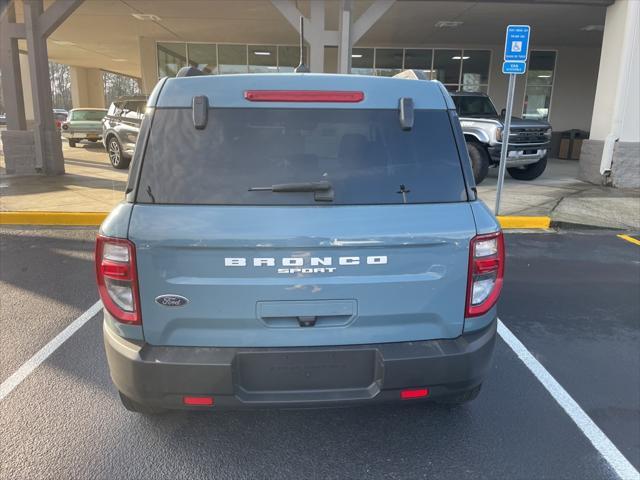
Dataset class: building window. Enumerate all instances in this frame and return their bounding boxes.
[375,48,403,77]
[461,50,491,92]
[248,45,277,73]
[277,46,306,72]
[349,47,491,92]
[218,44,248,74]
[157,42,187,78]
[187,44,217,75]
[351,48,374,76]
[433,49,462,90]
[157,43,310,78]
[523,51,556,121]
[404,49,433,77]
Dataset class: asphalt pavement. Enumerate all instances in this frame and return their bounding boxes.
[0,227,638,480]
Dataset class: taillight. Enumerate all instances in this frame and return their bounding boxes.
[95,235,141,324]
[244,90,364,103]
[465,231,505,317]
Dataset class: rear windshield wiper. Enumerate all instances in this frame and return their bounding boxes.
[249,181,334,202]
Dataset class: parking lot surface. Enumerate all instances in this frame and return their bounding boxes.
[1,227,638,479]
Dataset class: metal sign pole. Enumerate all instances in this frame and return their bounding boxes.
[495,73,516,215]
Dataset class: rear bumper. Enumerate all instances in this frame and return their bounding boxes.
[104,319,497,409]
[62,132,102,140]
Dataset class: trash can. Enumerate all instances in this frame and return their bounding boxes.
[558,130,589,160]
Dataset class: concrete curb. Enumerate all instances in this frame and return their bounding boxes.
[1,211,554,230]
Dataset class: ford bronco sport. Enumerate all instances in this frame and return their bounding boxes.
[96,73,504,414]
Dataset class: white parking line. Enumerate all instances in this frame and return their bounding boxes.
[0,300,102,402]
[498,319,639,480]
[0,304,636,479]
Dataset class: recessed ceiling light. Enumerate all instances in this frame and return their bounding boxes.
[131,13,161,21]
[580,24,604,31]
[537,74,552,78]
[253,51,271,56]
[352,54,363,58]
[51,40,76,46]
[435,21,463,28]
[452,56,470,60]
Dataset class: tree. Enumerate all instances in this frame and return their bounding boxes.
[49,62,72,110]
[103,72,142,105]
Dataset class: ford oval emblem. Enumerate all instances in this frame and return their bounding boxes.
[155,294,189,307]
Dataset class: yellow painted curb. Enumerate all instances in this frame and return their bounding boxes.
[497,216,551,229]
[617,234,640,247]
[0,211,108,226]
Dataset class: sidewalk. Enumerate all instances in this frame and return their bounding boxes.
[1,141,639,230]
[478,159,640,230]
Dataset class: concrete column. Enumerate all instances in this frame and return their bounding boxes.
[0,2,27,130]
[24,0,65,174]
[337,0,352,74]
[70,66,105,108]
[19,54,35,125]
[139,37,158,94]
[579,0,640,188]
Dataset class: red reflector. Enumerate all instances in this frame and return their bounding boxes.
[474,257,499,274]
[244,90,364,103]
[101,261,130,278]
[183,396,214,406]
[400,388,429,400]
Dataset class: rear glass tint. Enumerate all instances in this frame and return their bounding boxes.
[136,108,467,205]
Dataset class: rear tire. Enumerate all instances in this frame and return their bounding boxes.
[466,142,490,185]
[435,384,482,405]
[107,137,131,170]
[118,391,167,415]
[507,155,548,181]
[68,139,77,147]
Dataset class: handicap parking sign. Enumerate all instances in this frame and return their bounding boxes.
[504,25,530,62]
[502,61,526,74]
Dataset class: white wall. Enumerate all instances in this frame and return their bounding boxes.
[588,0,640,141]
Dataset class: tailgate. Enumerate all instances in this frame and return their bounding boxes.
[129,203,475,347]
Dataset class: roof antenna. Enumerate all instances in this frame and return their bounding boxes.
[294,16,309,73]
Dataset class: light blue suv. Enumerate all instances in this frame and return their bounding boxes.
[96,72,504,414]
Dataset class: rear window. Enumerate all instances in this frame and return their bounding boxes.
[136,108,467,205]
[71,110,107,121]
[452,96,498,118]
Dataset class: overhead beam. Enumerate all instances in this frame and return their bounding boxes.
[270,0,309,32]
[38,0,83,37]
[352,0,395,44]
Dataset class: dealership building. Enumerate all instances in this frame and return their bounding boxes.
[1,0,638,187]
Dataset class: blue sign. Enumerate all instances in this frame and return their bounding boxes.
[502,61,526,75]
[504,25,530,62]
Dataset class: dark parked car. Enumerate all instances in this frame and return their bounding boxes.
[53,111,68,131]
[102,96,147,169]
